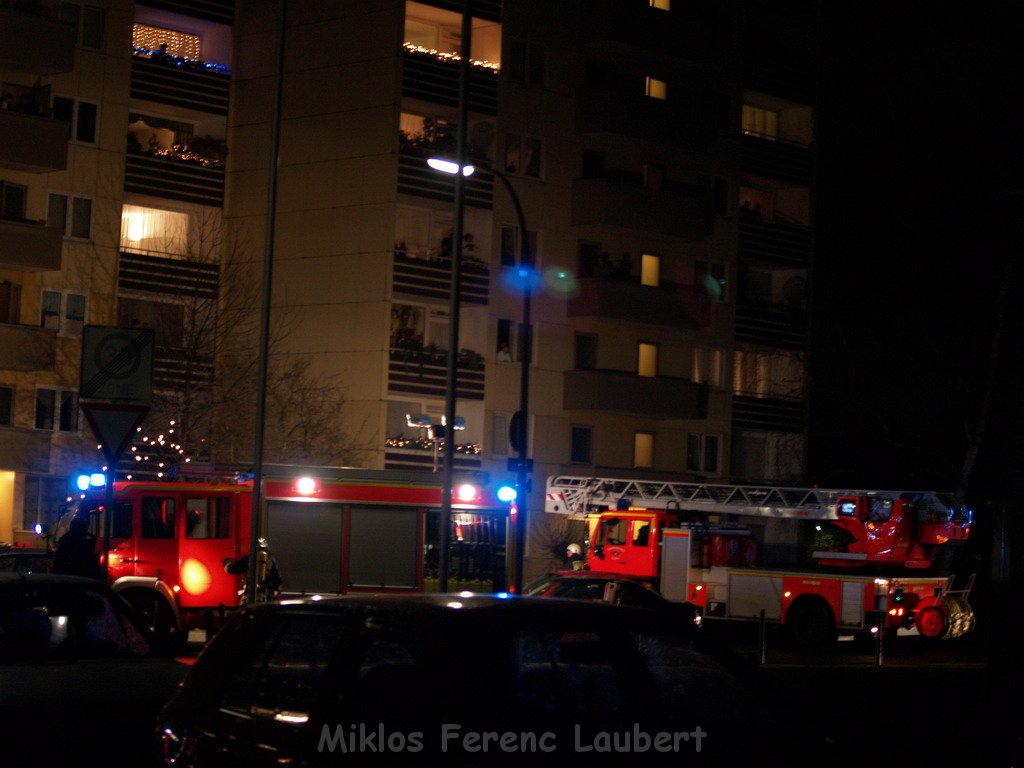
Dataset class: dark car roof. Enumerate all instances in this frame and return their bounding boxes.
[0,572,101,589]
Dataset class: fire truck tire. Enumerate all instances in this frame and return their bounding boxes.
[122,589,184,652]
[915,605,949,639]
[786,598,837,651]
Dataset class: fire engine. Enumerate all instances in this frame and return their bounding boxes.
[545,475,976,649]
[55,465,512,646]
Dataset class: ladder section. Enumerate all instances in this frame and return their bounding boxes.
[545,475,930,521]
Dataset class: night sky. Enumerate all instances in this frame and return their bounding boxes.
[808,2,1022,506]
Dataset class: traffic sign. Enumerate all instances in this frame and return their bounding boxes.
[80,402,149,466]
[80,326,154,402]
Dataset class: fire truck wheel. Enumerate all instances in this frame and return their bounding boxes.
[786,598,836,652]
[915,605,949,639]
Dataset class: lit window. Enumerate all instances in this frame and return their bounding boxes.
[641,254,660,287]
[504,134,542,178]
[692,348,723,387]
[742,105,778,140]
[132,23,201,60]
[645,76,667,100]
[120,205,189,257]
[634,432,655,468]
[649,0,670,9]
[638,343,658,378]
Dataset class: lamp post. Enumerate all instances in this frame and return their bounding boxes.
[428,157,532,594]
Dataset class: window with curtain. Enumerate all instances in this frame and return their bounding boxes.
[120,205,189,256]
[634,432,654,468]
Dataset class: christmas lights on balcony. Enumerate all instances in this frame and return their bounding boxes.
[403,42,499,71]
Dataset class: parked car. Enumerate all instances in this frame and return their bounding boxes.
[0,547,53,575]
[157,593,831,767]
[0,573,190,768]
[526,570,702,628]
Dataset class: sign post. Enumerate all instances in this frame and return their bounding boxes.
[79,326,154,576]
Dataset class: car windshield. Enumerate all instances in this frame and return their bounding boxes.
[0,582,152,662]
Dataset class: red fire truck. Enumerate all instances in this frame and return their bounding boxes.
[55,466,511,646]
[545,475,976,649]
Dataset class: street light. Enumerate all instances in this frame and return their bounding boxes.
[429,156,533,594]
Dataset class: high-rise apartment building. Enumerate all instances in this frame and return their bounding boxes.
[1,0,816,582]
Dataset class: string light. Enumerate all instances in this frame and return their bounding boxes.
[403,42,500,71]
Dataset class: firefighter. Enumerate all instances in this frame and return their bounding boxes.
[224,538,282,604]
[566,543,585,571]
[52,516,103,581]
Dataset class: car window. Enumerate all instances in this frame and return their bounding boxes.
[219,614,356,725]
[0,584,150,661]
[617,581,663,609]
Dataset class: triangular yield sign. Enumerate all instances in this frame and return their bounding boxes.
[80,402,150,465]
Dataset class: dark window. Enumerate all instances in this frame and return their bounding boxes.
[48,194,68,232]
[581,151,605,179]
[35,389,55,430]
[1,181,27,221]
[713,177,728,215]
[141,497,176,539]
[571,425,592,464]
[58,390,78,431]
[506,41,545,86]
[0,386,12,426]
[52,96,73,123]
[71,197,92,238]
[75,101,97,143]
[111,502,133,538]
[186,497,231,539]
[574,334,597,370]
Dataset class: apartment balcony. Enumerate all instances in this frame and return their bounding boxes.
[577,0,721,62]
[0,426,51,472]
[576,88,721,149]
[153,346,214,391]
[397,149,493,209]
[738,218,812,267]
[118,251,219,300]
[392,251,489,306]
[389,346,485,401]
[137,0,235,24]
[735,302,807,350]
[740,133,814,185]
[0,323,56,371]
[0,109,69,172]
[568,277,711,330]
[0,5,76,75]
[563,369,708,419]
[130,55,230,116]
[731,393,804,433]
[401,47,498,115]
[571,175,711,240]
[0,219,62,271]
[124,152,225,207]
[743,51,815,106]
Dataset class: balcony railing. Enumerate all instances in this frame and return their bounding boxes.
[738,218,812,267]
[577,0,719,62]
[388,347,485,400]
[130,56,230,116]
[118,251,219,299]
[571,175,711,240]
[401,47,498,115]
[124,152,225,206]
[568,277,711,329]
[153,345,214,391]
[0,323,56,372]
[743,51,816,106]
[563,369,707,419]
[0,5,75,75]
[731,393,804,433]
[735,303,807,350]
[0,219,62,271]
[0,109,69,172]
[392,251,488,306]
[0,425,51,473]
[740,133,814,185]
[384,448,481,472]
[397,149,493,208]
[576,87,722,149]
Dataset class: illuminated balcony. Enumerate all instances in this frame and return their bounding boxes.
[0,323,56,371]
[567,278,711,330]
[401,47,498,115]
[0,5,75,75]
[397,148,493,209]
[130,55,230,116]
[563,369,707,419]
[735,303,807,350]
[124,152,225,207]
[0,219,62,271]
[392,250,488,306]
